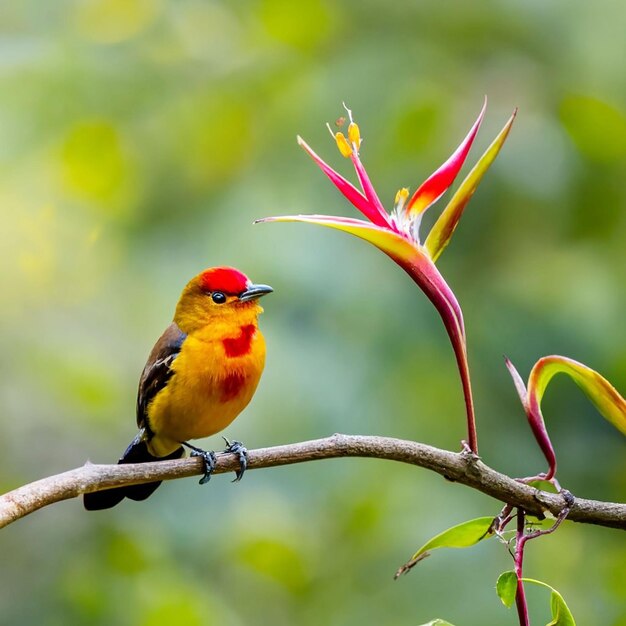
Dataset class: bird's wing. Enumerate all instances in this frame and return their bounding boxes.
[136,322,187,433]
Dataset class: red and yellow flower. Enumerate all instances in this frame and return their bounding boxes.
[258,100,516,453]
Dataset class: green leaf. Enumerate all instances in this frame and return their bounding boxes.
[417,620,456,626]
[522,578,576,626]
[413,516,495,557]
[496,570,518,608]
[548,590,576,626]
[395,517,494,577]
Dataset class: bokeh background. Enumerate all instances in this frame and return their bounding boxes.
[1,0,625,624]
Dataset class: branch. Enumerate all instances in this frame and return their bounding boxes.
[1,434,624,530]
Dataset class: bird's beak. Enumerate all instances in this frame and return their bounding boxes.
[239,283,273,302]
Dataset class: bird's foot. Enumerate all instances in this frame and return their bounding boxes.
[184,442,218,485]
[222,437,248,482]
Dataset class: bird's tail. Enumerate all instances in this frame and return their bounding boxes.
[83,435,184,511]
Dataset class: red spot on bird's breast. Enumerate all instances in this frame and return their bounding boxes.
[223,324,256,357]
[220,371,247,402]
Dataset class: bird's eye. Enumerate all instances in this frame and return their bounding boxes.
[211,292,226,304]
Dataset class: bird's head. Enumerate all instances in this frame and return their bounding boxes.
[174,266,273,333]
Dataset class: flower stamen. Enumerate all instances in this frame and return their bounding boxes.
[327,122,353,158]
[394,187,410,213]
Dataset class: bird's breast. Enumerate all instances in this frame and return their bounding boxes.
[220,370,248,402]
[146,323,266,444]
[185,324,265,401]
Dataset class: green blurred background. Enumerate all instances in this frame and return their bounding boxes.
[1,0,625,624]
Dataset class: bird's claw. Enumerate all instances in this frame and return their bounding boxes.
[189,447,217,485]
[222,437,248,482]
[184,438,247,484]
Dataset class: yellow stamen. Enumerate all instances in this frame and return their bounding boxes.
[335,131,353,158]
[348,122,361,150]
[394,187,410,210]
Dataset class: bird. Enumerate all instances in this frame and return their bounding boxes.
[83,266,272,510]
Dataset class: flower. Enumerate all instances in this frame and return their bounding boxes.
[505,355,626,483]
[257,100,515,454]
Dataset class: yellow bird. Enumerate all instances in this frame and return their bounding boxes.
[84,266,272,510]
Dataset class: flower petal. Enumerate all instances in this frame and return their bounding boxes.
[406,98,487,217]
[257,214,417,259]
[425,110,516,263]
[529,356,626,436]
[349,150,392,228]
[297,136,391,228]
[257,215,458,324]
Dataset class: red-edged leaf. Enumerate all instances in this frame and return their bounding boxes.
[529,356,626,436]
[506,357,558,480]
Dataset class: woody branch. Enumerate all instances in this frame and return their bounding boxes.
[0,433,624,530]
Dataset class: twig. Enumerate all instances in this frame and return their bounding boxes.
[0,434,624,530]
[515,510,530,626]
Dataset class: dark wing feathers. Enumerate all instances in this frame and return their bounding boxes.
[83,323,188,511]
[136,322,187,432]
[83,433,185,510]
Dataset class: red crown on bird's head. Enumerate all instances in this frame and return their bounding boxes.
[199,267,250,295]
